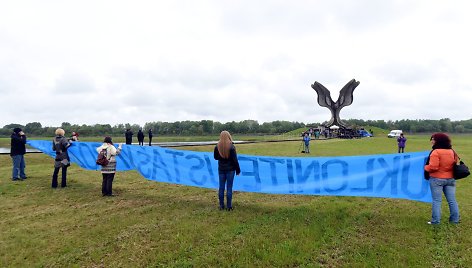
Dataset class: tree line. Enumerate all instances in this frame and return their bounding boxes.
[1,118,471,137]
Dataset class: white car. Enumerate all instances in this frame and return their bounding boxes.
[387,130,403,138]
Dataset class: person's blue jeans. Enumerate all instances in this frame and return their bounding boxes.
[11,155,26,179]
[429,177,460,224]
[218,171,235,209]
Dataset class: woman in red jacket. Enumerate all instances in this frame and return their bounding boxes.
[424,133,459,225]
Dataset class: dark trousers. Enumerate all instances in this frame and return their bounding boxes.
[138,139,144,146]
[52,166,68,188]
[149,137,152,146]
[102,173,115,196]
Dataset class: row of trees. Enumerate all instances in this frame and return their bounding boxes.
[1,118,472,137]
[0,120,306,137]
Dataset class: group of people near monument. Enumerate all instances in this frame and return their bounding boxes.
[9,127,460,222]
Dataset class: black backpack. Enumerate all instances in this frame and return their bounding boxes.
[96,148,109,166]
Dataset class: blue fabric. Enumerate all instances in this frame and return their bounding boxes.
[27,140,432,203]
[429,177,459,223]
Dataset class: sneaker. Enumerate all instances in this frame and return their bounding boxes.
[427,221,439,225]
[227,207,233,211]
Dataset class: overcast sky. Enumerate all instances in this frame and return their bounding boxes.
[1,0,471,128]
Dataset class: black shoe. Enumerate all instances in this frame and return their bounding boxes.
[12,178,20,181]
[227,207,233,211]
[219,206,225,210]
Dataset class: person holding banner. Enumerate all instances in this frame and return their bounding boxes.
[96,137,123,196]
[424,133,460,225]
[52,128,71,188]
[214,131,241,211]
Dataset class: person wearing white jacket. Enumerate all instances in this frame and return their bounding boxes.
[96,137,122,196]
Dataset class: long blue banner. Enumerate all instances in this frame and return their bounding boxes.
[27,140,432,203]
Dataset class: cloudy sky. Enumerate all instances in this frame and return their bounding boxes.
[1,0,471,127]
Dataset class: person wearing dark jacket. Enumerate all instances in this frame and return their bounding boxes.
[125,128,133,145]
[137,129,145,146]
[10,127,27,181]
[214,131,241,211]
[52,128,72,188]
[148,129,153,146]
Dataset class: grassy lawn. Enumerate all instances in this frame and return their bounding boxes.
[1,135,471,267]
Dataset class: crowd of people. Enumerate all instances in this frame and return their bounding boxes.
[8,128,462,222]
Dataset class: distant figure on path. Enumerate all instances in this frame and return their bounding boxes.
[303,133,311,153]
[214,131,241,211]
[137,129,145,146]
[10,127,27,181]
[125,128,133,145]
[52,128,71,188]
[148,129,153,146]
[397,133,407,153]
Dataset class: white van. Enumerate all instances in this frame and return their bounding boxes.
[387,130,403,138]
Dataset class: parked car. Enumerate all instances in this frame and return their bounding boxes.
[387,130,403,138]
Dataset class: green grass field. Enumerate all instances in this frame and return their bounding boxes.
[1,135,471,267]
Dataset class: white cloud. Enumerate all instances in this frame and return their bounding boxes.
[1,0,471,127]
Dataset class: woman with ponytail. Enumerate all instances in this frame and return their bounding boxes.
[214,131,241,211]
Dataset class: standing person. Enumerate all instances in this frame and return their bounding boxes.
[70,131,79,141]
[137,129,145,146]
[424,133,460,225]
[125,128,133,145]
[397,133,407,153]
[148,129,153,146]
[303,133,311,153]
[96,137,122,196]
[214,131,241,211]
[10,127,27,181]
[52,128,71,188]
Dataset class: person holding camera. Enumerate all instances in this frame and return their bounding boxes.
[397,133,407,153]
[52,128,72,188]
[10,127,27,181]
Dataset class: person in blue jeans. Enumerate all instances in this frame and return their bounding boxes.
[303,133,310,153]
[214,131,241,211]
[10,127,27,181]
[424,133,460,225]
